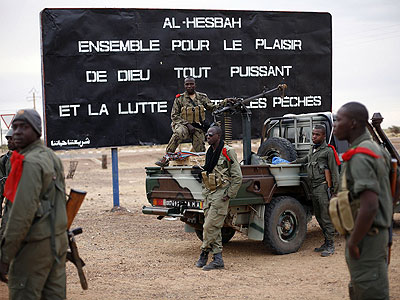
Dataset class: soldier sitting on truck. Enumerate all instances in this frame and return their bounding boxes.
[292,124,340,257]
[156,77,232,167]
[196,126,242,270]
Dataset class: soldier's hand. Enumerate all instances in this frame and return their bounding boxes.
[186,124,195,134]
[224,98,236,105]
[0,261,9,283]
[347,240,360,260]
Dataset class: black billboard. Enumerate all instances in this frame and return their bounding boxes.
[41,8,332,150]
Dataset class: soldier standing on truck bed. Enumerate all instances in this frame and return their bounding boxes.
[196,126,242,270]
[156,77,231,167]
[333,102,392,299]
[0,109,69,300]
[292,124,340,257]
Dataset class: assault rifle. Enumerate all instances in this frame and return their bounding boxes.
[66,189,88,290]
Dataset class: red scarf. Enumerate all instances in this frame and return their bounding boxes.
[328,144,341,166]
[342,147,380,162]
[3,151,25,203]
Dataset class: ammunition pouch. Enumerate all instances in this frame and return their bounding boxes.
[201,171,222,192]
[329,170,355,235]
[181,105,205,124]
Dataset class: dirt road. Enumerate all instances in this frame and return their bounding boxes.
[1,141,400,299]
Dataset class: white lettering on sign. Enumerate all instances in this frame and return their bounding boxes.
[118,69,150,82]
[118,101,168,114]
[174,67,211,79]
[223,40,242,51]
[210,99,267,109]
[88,104,109,116]
[59,105,81,117]
[272,96,322,107]
[171,40,210,51]
[230,65,292,77]
[78,40,160,53]
[163,17,181,28]
[255,39,302,50]
[183,17,242,29]
[86,71,108,83]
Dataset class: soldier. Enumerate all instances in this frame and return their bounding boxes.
[293,124,339,256]
[0,109,68,300]
[0,129,15,217]
[196,126,242,270]
[156,77,220,167]
[333,102,392,299]
[0,129,16,240]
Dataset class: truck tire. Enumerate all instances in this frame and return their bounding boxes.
[257,137,297,162]
[195,227,236,244]
[263,196,307,254]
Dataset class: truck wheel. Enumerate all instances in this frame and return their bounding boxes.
[257,137,297,162]
[195,227,236,244]
[263,196,307,254]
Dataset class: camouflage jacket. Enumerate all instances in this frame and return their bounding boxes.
[295,141,339,192]
[203,145,243,199]
[171,91,216,126]
[1,140,68,264]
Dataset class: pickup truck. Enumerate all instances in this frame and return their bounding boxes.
[143,111,352,254]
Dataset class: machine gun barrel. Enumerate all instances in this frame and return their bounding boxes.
[212,84,287,116]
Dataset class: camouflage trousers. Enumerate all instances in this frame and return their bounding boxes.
[166,123,206,153]
[201,186,230,254]
[8,232,68,300]
[312,183,335,241]
[345,229,389,300]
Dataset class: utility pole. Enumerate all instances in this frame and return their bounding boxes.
[27,87,40,110]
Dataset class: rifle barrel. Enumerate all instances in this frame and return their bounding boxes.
[213,84,285,116]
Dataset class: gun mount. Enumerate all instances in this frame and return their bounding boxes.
[212,84,287,165]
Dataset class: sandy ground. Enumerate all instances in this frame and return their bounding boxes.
[1,139,400,299]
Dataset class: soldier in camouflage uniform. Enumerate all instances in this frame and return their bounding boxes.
[0,129,16,240]
[334,102,392,300]
[156,77,220,167]
[196,126,242,270]
[0,109,68,300]
[293,124,339,256]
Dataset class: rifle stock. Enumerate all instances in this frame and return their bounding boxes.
[66,189,88,289]
[67,189,87,230]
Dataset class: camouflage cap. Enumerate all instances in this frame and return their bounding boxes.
[13,109,42,136]
[5,128,13,138]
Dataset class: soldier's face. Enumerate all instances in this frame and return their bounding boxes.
[334,108,352,141]
[12,120,39,150]
[6,136,16,151]
[312,129,325,144]
[206,128,220,146]
[184,79,196,95]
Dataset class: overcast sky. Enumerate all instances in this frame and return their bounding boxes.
[0,0,399,138]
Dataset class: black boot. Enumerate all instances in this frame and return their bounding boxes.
[155,156,169,167]
[202,252,224,271]
[321,240,335,257]
[314,239,328,252]
[195,251,209,268]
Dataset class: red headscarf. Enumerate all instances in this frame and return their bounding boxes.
[3,151,25,203]
[342,147,380,161]
[328,144,341,165]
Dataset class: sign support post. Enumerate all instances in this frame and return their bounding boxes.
[111,147,120,207]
